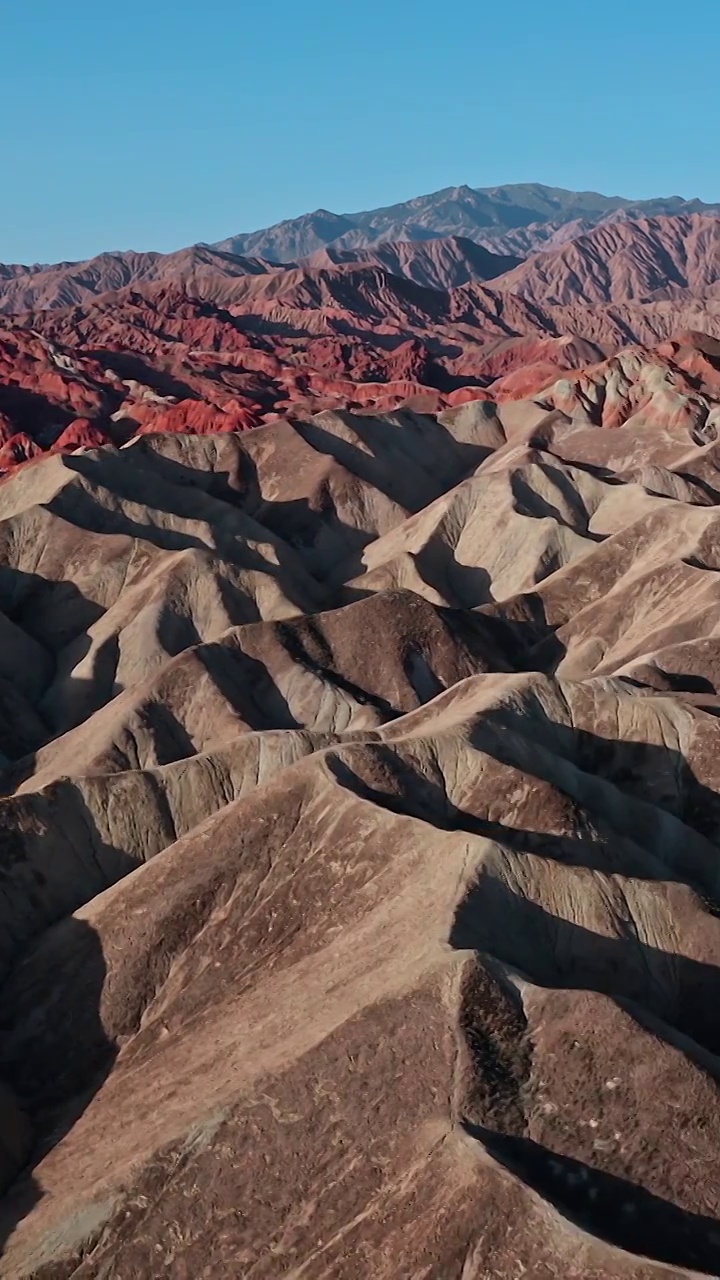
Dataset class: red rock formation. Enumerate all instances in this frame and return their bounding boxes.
[0,214,716,477]
[0,431,43,469]
[495,214,720,305]
[51,418,112,451]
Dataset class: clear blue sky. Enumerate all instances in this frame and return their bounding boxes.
[3,0,719,263]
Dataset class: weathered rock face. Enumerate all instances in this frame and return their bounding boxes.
[1,391,720,1278]
[493,213,720,305]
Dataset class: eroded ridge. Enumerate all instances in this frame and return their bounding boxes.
[1,397,720,1276]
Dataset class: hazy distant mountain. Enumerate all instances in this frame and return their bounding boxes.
[214,182,720,261]
[2,184,716,313]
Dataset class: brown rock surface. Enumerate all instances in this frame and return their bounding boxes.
[1,386,720,1278]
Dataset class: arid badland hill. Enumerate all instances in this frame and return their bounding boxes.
[0,186,720,1277]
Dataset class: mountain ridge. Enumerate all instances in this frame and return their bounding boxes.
[215,181,720,261]
[2,382,720,1274]
[0,210,715,474]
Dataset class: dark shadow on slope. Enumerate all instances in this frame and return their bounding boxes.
[326,748,676,881]
[112,441,245,507]
[330,538,496,610]
[0,752,38,797]
[463,1122,720,1275]
[84,350,199,401]
[117,441,404,584]
[324,721,720,1271]
[327,714,720,1046]
[0,917,117,1259]
[214,574,263,628]
[622,667,717,695]
[40,634,123,736]
[193,642,301,732]
[0,681,48,766]
[231,314,320,339]
[0,788,140,994]
[0,387,73,445]
[446,755,720,1277]
[48,454,325,615]
[453,892,720,1271]
[542,449,625,486]
[136,699,199,766]
[675,469,720,504]
[192,597,467,735]
[402,643,446,702]
[275,618,400,722]
[0,1147,41,1261]
[0,785,148,1260]
[509,470,604,541]
[0,567,123,778]
[156,601,203,660]
[415,534,494,607]
[691,417,718,448]
[452,882,720,1057]
[232,449,378,578]
[331,589,560,678]
[44,472,232,554]
[472,705,720,844]
[29,668,210,779]
[0,565,105,657]
[111,441,500,615]
[683,553,720,572]
[475,594,566,671]
[0,664,131,795]
[78,438,510,613]
[292,411,493,511]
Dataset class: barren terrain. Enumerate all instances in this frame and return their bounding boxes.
[0,186,719,1277]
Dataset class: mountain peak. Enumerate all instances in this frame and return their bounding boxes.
[214,183,720,262]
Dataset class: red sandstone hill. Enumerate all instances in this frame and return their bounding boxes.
[0,209,715,475]
[2,183,714,317]
[0,240,515,320]
[0,210,714,480]
[303,235,521,289]
[0,210,715,325]
[0,245,276,314]
[495,213,720,305]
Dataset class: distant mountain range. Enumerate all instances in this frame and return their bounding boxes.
[0,207,715,475]
[0,196,717,317]
[213,182,720,261]
[0,185,716,476]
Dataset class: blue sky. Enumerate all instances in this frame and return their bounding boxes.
[3,0,719,263]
